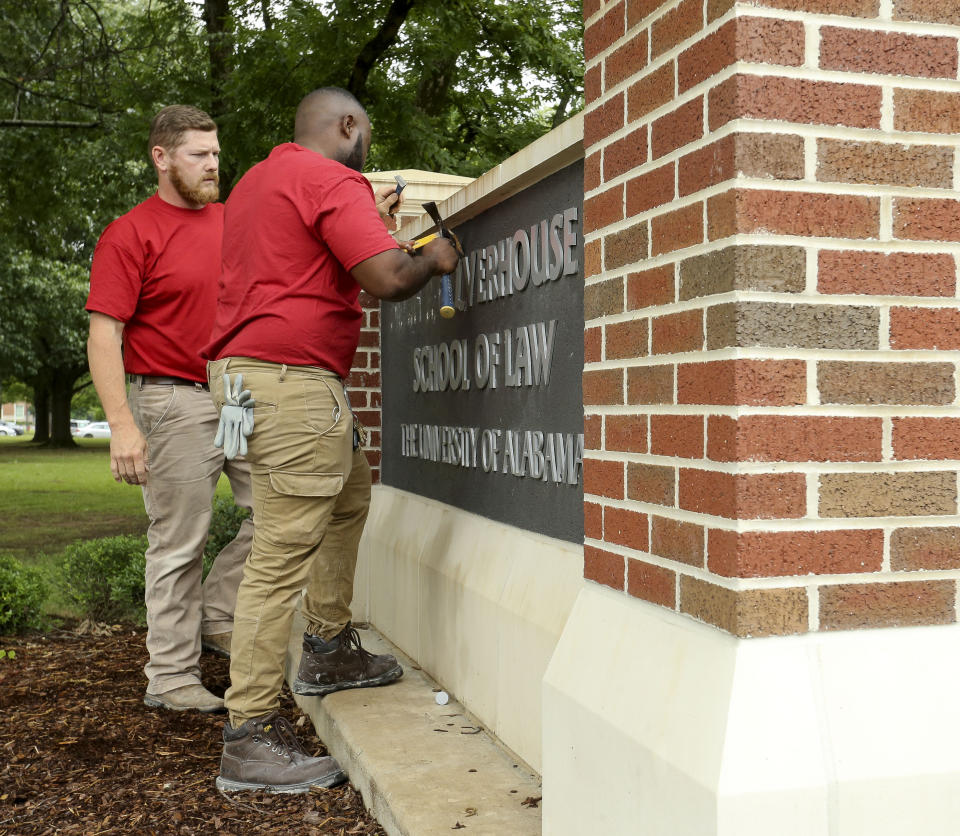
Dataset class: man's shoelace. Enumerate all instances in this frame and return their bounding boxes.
[341,625,375,663]
[257,714,307,757]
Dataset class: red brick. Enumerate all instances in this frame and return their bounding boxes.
[627,63,675,121]
[584,239,601,279]
[606,29,649,90]
[626,162,674,215]
[584,185,624,234]
[652,308,703,354]
[348,370,380,388]
[679,18,804,93]
[894,0,960,25]
[679,469,806,519]
[710,75,882,131]
[651,0,703,58]
[708,0,735,21]
[628,265,675,309]
[820,28,957,79]
[652,97,703,159]
[605,506,650,550]
[627,559,676,608]
[584,500,603,540]
[651,516,704,566]
[628,461,675,504]
[584,1,626,60]
[583,368,624,405]
[651,202,703,256]
[585,413,602,449]
[604,126,648,181]
[893,418,960,460]
[629,0,668,28]
[891,527,960,571]
[584,0,602,20]
[584,545,625,590]
[894,89,960,134]
[627,364,674,404]
[584,326,602,363]
[726,189,880,239]
[678,135,734,196]
[584,93,625,148]
[749,0,878,13]
[585,151,602,193]
[819,251,956,297]
[585,64,602,106]
[607,319,649,360]
[650,414,703,458]
[895,198,960,242]
[584,458,625,499]
[706,190,738,241]
[708,415,883,462]
[820,581,955,631]
[607,415,649,453]
[678,359,806,406]
[709,529,885,577]
[890,307,960,350]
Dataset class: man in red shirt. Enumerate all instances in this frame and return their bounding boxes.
[86,105,253,714]
[206,87,459,793]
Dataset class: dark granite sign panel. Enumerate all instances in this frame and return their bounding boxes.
[380,160,584,543]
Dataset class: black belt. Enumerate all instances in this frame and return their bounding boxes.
[130,375,209,391]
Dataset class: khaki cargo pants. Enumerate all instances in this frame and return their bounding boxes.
[208,357,371,725]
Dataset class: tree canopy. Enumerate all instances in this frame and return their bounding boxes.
[0,0,583,443]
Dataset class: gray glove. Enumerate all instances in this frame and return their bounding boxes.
[214,373,255,460]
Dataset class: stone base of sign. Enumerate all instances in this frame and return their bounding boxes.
[543,583,960,836]
[352,484,584,774]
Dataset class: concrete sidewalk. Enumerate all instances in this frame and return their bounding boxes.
[286,616,542,835]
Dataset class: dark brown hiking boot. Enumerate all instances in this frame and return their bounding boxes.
[216,712,346,793]
[292,623,403,697]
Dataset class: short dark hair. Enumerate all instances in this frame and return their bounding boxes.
[148,105,217,160]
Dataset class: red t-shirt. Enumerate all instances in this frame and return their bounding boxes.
[86,194,224,382]
[202,143,398,377]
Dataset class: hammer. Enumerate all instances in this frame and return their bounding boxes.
[421,201,462,319]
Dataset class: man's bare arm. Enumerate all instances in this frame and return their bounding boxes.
[351,236,459,301]
[87,312,149,485]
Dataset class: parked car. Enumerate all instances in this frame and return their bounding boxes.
[0,423,17,437]
[70,419,91,435]
[78,421,111,438]
[0,421,24,436]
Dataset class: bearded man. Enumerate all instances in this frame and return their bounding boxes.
[85,105,254,714]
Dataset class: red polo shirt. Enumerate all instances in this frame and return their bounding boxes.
[86,194,224,382]
[203,143,398,378]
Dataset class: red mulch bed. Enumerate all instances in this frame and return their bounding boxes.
[0,624,385,835]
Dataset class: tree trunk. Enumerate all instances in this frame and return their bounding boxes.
[31,384,50,444]
[347,0,417,101]
[48,369,79,448]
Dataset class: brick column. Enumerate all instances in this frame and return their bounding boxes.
[351,293,382,482]
[582,0,960,638]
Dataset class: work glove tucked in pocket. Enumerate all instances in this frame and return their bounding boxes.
[214,373,256,459]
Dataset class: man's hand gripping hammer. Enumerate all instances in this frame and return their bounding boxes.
[421,201,463,319]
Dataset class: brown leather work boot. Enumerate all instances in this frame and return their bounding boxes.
[201,631,232,658]
[216,712,346,793]
[292,623,403,697]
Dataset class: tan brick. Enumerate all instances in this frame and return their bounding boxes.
[891,527,960,571]
[819,472,957,518]
[890,307,960,350]
[628,63,675,121]
[652,516,704,566]
[680,245,805,300]
[604,126,648,181]
[650,414,703,458]
[828,361,957,405]
[820,580,955,631]
[651,202,703,256]
[708,529,884,578]
[626,162,675,215]
[651,0,703,58]
[606,29,649,90]
[628,265,675,309]
[628,461,675,505]
[895,198,960,242]
[584,277,624,320]
[708,0,736,21]
[678,359,806,405]
[680,577,808,637]
[679,133,805,196]
[709,75,882,131]
[628,364,675,403]
[584,238,601,279]
[584,545,625,591]
[818,251,956,297]
[894,89,960,134]
[608,415,649,453]
[606,222,650,270]
[652,308,703,354]
[583,369,624,406]
[744,0,878,14]
[584,93,625,148]
[820,27,957,79]
[893,417,960,461]
[893,0,960,25]
[584,458,625,500]
[707,302,880,350]
[627,559,676,608]
[651,97,704,160]
[606,319,649,360]
[708,415,883,463]
[706,190,738,241]
[605,506,650,551]
[818,140,953,188]
[679,469,806,519]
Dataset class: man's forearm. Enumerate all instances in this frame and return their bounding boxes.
[87,316,136,429]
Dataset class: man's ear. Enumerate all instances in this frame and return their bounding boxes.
[340,113,356,139]
[152,145,169,173]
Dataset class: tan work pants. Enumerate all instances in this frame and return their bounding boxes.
[208,358,370,725]
[129,380,254,695]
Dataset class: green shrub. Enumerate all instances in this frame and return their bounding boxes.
[203,496,251,579]
[0,554,49,634]
[57,535,148,625]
